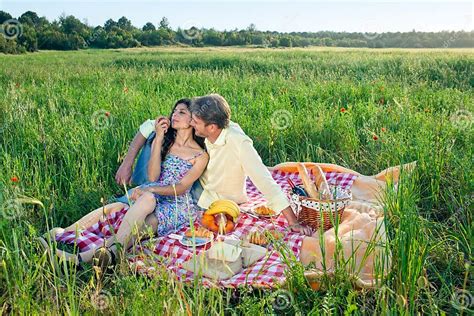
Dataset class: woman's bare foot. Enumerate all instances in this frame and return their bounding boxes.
[48,227,65,239]
[37,236,80,265]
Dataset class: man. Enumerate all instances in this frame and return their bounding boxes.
[189,94,312,235]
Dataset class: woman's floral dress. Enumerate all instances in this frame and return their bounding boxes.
[141,151,204,236]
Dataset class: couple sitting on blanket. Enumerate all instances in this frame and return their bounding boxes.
[46,94,312,266]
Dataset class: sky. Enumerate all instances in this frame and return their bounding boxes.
[1,1,472,33]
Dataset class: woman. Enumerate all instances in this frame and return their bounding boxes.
[40,99,209,267]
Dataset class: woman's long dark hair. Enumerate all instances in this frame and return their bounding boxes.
[160,98,206,159]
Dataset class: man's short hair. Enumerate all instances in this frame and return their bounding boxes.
[190,94,231,129]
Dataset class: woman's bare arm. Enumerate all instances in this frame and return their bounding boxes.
[146,152,208,196]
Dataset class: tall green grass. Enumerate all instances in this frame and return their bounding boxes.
[0,47,472,314]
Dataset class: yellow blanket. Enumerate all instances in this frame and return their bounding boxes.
[270,161,417,288]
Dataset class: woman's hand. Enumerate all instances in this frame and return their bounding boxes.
[130,187,147,201]
[154,116,170,140]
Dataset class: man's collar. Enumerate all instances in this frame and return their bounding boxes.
[205,125,229,147]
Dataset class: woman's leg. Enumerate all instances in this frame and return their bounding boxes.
[70,192,156,263]
[63,202,127,231]
[48,202,128,239]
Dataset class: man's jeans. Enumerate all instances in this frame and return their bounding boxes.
[115,132,203,204]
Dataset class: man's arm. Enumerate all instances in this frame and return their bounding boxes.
[239,138,312,235]
[115,131,146,185]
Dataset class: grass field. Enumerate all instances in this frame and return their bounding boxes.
[0,47,472,314]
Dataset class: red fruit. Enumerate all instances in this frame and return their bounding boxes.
[11,176,19,182]
[372,135,379,141]
[340,107,346,113]
[381,127,387,132]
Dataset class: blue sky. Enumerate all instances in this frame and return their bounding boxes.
[1,1,472,33]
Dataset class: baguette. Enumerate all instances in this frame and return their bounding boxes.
[296,163,320,198]
[311,165,331,199]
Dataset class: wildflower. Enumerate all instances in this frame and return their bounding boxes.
[340,107,346,113]
[381,127,387,132]
[372,134,379,141]
[11,176,19,183]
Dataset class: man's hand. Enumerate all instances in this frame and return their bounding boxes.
[115,162,132,185]
[281,206,312,236]
[288,223,312,236]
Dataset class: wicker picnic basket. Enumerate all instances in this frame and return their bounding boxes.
[289,188,352,231]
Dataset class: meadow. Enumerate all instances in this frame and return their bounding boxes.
[0,47,472,314]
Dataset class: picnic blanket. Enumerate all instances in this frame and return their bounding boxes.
[55,169,358,288]
[55,161,414,288]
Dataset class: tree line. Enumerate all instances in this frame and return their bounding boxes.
[1,10,472,54]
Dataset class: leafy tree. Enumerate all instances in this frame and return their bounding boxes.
[18,11,40,27]
[203,29,223,46]
[104,19,117,32]
[279,36,292,47]
[17,24,38,51]
[59,15,89,38]
[138,30,161,46]
[0,11,12,24]
[0,33,23,53]
[159,17,170,31]
[117,16,134,32]
[142,22,156,32]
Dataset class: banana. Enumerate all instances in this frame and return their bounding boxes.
[204,199,240,222]
[208,200,239,214]
[206,204,239,219]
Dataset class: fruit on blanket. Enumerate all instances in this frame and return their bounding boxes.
[185,227,214,239]
[201,213,235,234]
[205,199,240,222]
[201,213,218,232]
[202,199,240,234]
[296,163,320,199]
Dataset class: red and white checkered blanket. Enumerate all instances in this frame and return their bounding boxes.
[55,170,357,288]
